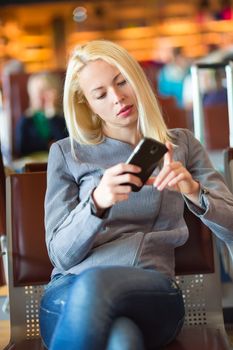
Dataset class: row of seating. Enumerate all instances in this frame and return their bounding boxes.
[2,68,231,164]
[0,147,233,349]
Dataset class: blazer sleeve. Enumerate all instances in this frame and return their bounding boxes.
[45,142,107,271]
[182,129,233,243]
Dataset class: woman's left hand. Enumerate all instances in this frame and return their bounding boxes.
[147,142,200,197]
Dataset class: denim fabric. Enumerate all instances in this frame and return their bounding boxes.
[39,266,185,350]
[106,317,145,350]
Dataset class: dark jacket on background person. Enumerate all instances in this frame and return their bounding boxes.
[15,112,68,157]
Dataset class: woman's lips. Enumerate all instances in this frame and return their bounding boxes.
[117,105,133,117]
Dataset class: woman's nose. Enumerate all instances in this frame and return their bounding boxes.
[112,89,124,104]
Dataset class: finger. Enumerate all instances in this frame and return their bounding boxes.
[156,168,181,191]
[154,162,180,187]
[115,173,143,188]
[145,176,156,185]
[163,141,173,166]
[108,163,141,176]
[167,173,186,188]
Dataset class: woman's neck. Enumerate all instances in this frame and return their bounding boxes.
[103,125,141,146]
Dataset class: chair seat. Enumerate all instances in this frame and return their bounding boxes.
[3,339,45,350]
[165,326,230,350]
[4,327,230,350]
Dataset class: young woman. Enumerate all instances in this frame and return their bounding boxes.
[39,40,233,350]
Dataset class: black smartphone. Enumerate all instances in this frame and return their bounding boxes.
[124,137,168,192]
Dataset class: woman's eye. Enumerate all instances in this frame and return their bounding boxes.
[118,80,127,86]
[96,93,106,100]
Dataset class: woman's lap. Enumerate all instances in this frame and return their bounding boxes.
[39,266,185,349]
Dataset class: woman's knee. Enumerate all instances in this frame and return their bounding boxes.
[106,317,145,350]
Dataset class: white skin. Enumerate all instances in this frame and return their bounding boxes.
[78,59,200,212]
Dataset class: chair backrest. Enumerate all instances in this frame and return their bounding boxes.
[139,60,162,93]
[24,162,48,172]
[0,145,6,236]
[6,172,52,347]
[1,73,30,159]
[175,207,214,275]
[5,171,228,348]
[0,145,6,286]
[203,104,229,150]
[224,147,233,193]
[157,95,190,130]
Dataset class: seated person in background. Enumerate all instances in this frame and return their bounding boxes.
[183,69,228,114]
[157,46,190,108]
[203,69,228,107]
[39,40,233,350]
[15,72,67,157]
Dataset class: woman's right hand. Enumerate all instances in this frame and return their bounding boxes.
[92,163,142,210]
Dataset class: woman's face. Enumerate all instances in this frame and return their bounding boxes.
[78,59,138,134]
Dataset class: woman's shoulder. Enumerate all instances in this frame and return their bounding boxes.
[168,128,203,163]
[169,128,197,145]
[51,137,91,157]
[52,137,71,150]
[48,137,75,170]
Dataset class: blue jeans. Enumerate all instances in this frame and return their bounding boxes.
[39,266,185,350]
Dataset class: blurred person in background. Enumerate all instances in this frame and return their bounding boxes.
[157,47,190,108]
[196,0,215,23]
[182,44,229,112]
[15,72,67,157]
[203,69,228,107]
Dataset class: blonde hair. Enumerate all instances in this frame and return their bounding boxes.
[63,40,170,152]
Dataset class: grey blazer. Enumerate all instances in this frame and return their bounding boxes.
[45,128,233,279]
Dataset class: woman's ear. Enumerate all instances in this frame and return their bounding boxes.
[92,112,101,121]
